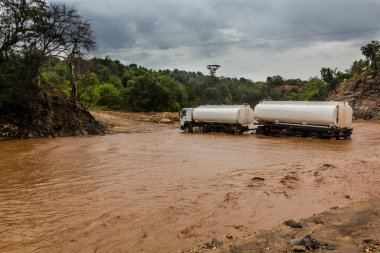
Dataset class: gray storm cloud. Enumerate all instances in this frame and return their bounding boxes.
[50,0,380,80]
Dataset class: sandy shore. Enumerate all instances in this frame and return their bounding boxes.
[90,109,179,133]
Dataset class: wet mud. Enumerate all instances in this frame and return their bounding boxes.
[0,121,380,252]
[202,199,380,253]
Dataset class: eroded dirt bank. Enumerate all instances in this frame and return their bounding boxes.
[0,95,105,139]
[0,114,379,253]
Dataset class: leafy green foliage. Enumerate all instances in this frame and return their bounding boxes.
[320,67,339,93]
[123,75,182,112]
[78,72,100,109]
[0,0,96,108]
[298,78,328,101]
[361,40,380,72]
[0,0,47,64]
[95,83,120,109]
[0,54,36,108]
[34,56,354,111]
[266,75,284,88]
[350,59,367,77]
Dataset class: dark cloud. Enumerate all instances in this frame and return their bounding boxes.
[49,0,380,80]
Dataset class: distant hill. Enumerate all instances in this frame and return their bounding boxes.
[329,70,380,119]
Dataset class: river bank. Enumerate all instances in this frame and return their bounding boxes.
[0,94,105,139]
[90,109,179,133]
[195,199,380,253]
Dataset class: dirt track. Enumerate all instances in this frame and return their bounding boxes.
[0,111,379,253]
[90,109,179,133]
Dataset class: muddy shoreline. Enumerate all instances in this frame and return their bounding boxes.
[197,199,380,253]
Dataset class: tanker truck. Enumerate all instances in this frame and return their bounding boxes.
[253,101,353,139]
[180,104,254,134]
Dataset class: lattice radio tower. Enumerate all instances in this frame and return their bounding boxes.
[207,64,221,77]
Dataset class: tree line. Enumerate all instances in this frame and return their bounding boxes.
[1,0,380,113]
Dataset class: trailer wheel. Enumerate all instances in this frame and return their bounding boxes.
[309,133,320,139]
[294,132,303,138]
[255,127,265,136]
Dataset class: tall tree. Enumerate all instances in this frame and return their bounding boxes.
[360,40,380,73]
[320,67,338,93]
[0,0,46,65]
[266,75,284,88]
[39,3,96,102]
[1,0,96,104]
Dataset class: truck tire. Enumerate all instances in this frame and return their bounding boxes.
[294,132,303,138]
[184,125,193,133]
[255,128,264,135]
[309,132,320,139]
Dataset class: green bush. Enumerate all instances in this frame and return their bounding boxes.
[299,78,328,101]
[95,83,120,109]
[123,75,181,112]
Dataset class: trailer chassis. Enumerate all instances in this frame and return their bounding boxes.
[182,122,249,134]
[255,122,352,140]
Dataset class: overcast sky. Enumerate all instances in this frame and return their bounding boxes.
[52,0,380,81]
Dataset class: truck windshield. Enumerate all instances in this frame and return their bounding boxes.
[181,110,186,117]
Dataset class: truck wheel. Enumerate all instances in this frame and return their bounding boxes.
[309,133,320,139]
[294,132,303,138]
[255,128,264,135]
[184,125,192,133]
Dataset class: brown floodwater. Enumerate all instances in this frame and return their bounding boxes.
[1,122,380,253]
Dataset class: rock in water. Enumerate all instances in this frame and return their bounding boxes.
[284,219,302,228]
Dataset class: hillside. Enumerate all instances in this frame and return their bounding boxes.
[330,70,380,119]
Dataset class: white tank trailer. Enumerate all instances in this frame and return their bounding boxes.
[253,101,353,139]
[180,104,254,134]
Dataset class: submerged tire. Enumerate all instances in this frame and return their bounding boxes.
[184,125,193,133]
[309,132,320,139]
[255,128,264,136]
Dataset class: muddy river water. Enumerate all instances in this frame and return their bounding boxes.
[1,122,380,252]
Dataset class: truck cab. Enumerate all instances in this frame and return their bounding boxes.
[180,108,194,131]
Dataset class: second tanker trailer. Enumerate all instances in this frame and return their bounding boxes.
[253,101,353,139]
